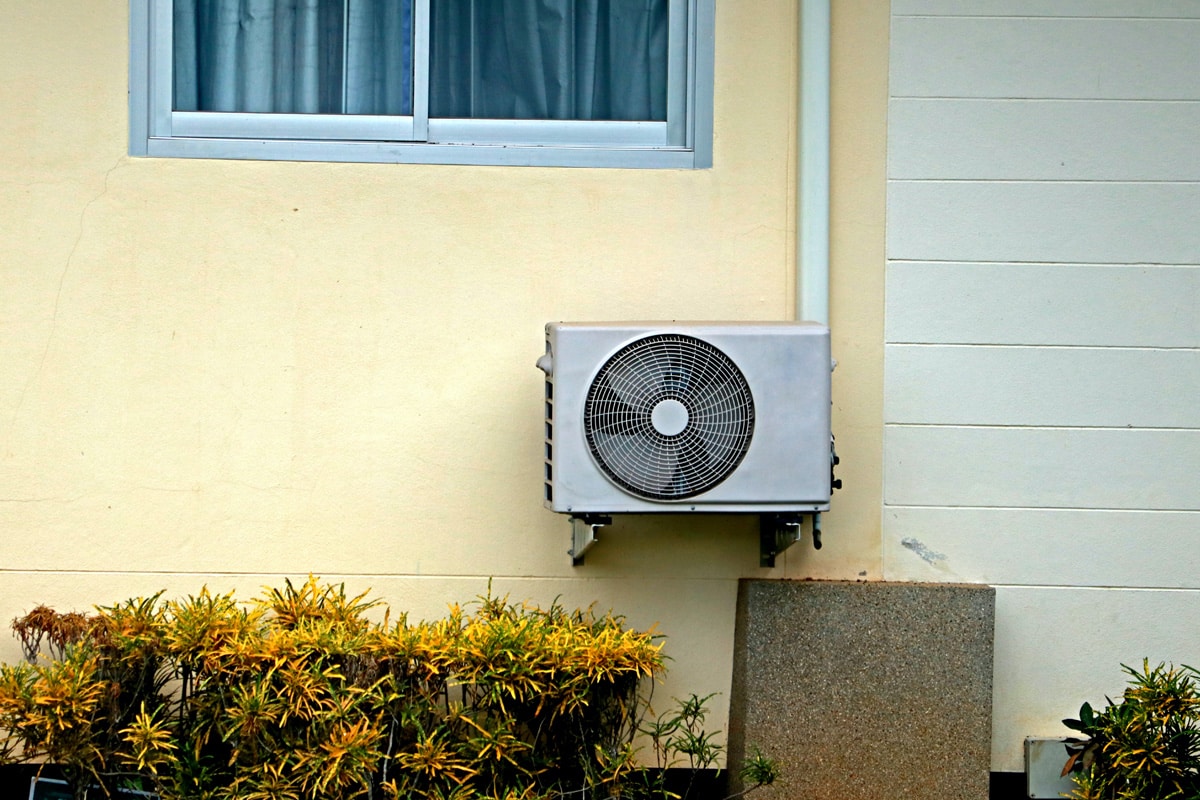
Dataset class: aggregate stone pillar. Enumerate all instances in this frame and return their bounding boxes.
[727,580,994,800]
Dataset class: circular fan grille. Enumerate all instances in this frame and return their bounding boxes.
[584,334,755,501]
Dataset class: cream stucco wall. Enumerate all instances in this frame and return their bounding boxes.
[0,0,888,748]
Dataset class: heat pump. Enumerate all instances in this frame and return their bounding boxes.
[536,322,836,562]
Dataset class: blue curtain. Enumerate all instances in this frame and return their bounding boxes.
[430,0,668,121]
[172,0,667,121]
[173,0,413,115]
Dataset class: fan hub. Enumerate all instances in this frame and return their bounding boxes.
[651,398,689,436]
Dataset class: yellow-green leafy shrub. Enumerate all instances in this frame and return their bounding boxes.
[1062,661,1200,800]
[0,578,666,800]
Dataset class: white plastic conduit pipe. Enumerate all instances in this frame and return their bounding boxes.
[797,0,831,326]
[797,0,834,552]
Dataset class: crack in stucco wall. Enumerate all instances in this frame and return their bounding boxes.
[6,157,127,445]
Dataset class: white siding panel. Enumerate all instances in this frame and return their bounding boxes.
[887,182,1200,264]
[891,18,1200,100]
[894,1,1200,18]
[884,426,1200,510]
[886,263,1200,347]
[990,586,1200,771]
[887,2,1200,776]
[883,507,1200,588]
[885,345,1200,428]
[888,99,1200,181]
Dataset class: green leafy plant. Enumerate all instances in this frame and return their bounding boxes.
[640,693,779,800]
[1062,661,1200,800]
[646,693,723,771]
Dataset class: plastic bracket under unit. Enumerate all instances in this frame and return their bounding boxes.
[569,515,611,566]
[760,512,822,567]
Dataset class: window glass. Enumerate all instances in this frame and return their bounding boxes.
[428,0,668,121]
[172,0,414,116]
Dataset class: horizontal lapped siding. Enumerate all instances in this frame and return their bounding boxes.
[886,428,1198,509]
[888,100,1200,182]
[886,3,1200,772]
[886,347,1200,427]
[890,16,1200,100]
[888,182,1200,264]
[887,263,1200,347]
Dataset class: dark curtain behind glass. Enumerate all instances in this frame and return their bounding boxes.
[430,0,668,121]
[173,0,413,115]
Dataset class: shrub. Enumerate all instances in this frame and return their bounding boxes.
[0,578,776,800]
[1062,661,1200,800]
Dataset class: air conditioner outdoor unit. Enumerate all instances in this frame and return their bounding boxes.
[536,321,837,564]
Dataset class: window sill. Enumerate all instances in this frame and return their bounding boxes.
[139,136,710,169]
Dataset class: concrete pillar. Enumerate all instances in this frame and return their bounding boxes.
[728,580,994,800]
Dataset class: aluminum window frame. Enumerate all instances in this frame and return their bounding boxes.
[128,0,713,168]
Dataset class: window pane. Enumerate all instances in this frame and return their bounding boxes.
[429,0,668,121]
[173,0,413,115]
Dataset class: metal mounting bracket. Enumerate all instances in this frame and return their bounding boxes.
[569,514,611,566]
[759,512,822,567]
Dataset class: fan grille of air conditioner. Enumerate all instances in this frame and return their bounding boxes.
[583,334,755,500]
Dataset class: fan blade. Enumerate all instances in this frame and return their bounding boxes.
[649,447,679,495]
[700,429,743,471]
[675,399,751,492]
[590,432,640,468]
[588,394,642,436]
[604,355,658,408]
[656,352,689,397]
[690,375,738,417]
[694,397,745,467]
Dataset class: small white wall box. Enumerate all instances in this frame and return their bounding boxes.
[537,321,837,564]
[1025,737,1078,798]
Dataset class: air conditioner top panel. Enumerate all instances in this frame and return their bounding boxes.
[545,320,829,333]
